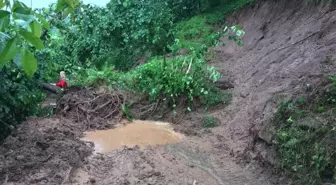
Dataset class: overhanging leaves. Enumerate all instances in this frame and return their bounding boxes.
[35,13,50,30]
[12,1,33,22]
[0,36,19,65]
[0,10,10,31]
[20,48,37,77]
[56,0,79,21]
[19,30,44,49]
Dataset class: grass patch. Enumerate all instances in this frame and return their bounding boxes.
[201,88,232,107]
[174,15,220,51]
[173,0,252,52]
[203,114,219,128]
[273,76,336,185]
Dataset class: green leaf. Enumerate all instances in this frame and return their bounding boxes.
[0,10,10,31]
[0,36,19,65]
[63,7,72,19]
[65,0,75,8]
[0,0,10,9]
[0,0,4,9]
[35,13,50,30]
[19,30,44,49]
[20,48,37,77]
[123,1,128,7]
[56,0,66,11]
[12,1,33,22]
[29,20,42,37]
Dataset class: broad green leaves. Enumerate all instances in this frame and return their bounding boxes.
[0,0,78,76]
[56,0,80,20]
[12,0,34,22]
[19,30,44,49]
[29,20,42,37]
[0,36,19,65]
[0,10,10,31]
[21,48,37,77]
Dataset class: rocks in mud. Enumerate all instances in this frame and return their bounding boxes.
[15,155,25,161]
[296,116,323,129]
[214,78,234,90]
[35,141,50,150]
[89,177,96,183]
[258,121,276,145]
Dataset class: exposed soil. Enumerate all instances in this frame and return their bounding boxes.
[0,88,278,185]
[207,0,336,162]
[1,0,336,184]
[0,117,93,184]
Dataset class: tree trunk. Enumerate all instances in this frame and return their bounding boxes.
[39,83,62,94]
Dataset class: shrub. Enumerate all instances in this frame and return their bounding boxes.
[55,0,174,71]
[125,52,221,110]
[273,76,336,184]
[203,115,219,128]
[0,65,45,141]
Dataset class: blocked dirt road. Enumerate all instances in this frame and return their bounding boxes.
[0,115,277,185]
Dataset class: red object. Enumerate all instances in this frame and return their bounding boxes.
[56,80,67,88]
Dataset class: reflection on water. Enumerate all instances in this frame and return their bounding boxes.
[82,120,184,153]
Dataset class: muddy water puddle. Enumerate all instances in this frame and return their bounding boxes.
[82,120,184,153]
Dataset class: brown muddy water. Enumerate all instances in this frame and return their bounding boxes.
[82,120,184,153]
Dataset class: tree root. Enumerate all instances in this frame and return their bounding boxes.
[56,89,126,129]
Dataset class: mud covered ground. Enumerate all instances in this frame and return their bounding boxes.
[0,116,279,185]
[0,88,281,185]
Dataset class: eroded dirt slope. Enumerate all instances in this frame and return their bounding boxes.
[208,0,336,160]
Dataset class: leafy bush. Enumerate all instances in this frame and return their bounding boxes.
[54,0,174,71]
[273,76,336,184]
[0,65,45,141]
[125,52,221,110]
[201,88,232,107]
[72,50,222,112]
[174,15,220,51]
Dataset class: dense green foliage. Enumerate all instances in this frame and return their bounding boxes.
[274,76,336,184]
[69,51,222,111]
[0,0,251,142]
[52,0,174,71]
[0,0,79,142]
[0,65,45,141]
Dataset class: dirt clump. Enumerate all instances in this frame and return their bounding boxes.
[57,88,126,130]
[0,117,93,184]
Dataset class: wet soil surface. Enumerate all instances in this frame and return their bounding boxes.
[0,87,278,185]
[82,120,184,153]
[0,115,276,185]
[0,118,270,185]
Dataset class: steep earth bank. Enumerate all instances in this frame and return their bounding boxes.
[208,0,336,163]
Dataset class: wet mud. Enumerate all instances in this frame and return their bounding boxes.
[82,120,184,153]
